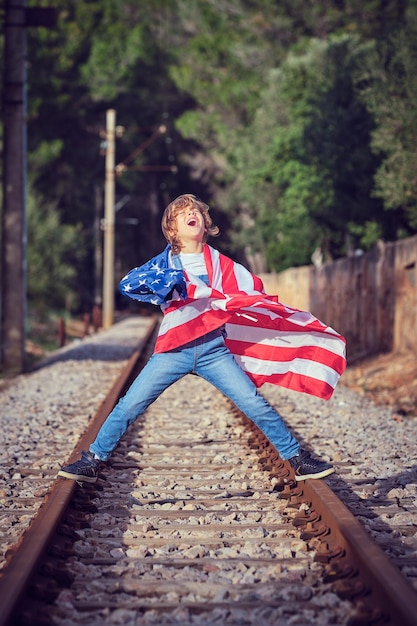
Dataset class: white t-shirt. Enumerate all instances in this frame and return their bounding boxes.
[179,252,209,285]
[179,252,206,275]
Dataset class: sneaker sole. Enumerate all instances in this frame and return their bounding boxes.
[294,467,335,481]
[57,469,98,483]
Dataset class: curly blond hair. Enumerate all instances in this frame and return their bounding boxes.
[161,194,220,254]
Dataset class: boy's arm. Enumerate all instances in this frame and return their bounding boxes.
[119,250,187,305]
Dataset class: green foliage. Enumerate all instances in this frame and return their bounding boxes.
[348,220,382,250]
[2,0,416,316]
[228,35,384,270]
[27,190,84,313]
[168,2,410,271]
[359,6,417,230]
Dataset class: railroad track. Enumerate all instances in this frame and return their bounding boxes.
[1,323,417,626]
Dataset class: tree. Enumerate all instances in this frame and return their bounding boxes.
[25,0,192,309]
[2,0,414,319]
[27,189,83,313]
[168,1,408,270]
[359,5,417,233]
[230,35,384,271]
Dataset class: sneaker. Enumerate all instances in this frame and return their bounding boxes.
[57,450,101,483]
[288,448,335,481]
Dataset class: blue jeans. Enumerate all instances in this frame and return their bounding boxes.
[90,329,300,461]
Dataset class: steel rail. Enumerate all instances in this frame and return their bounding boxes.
[1,316,417,626]
[240,415,417,626]
[0,316,158,626]
[302,478,417,626]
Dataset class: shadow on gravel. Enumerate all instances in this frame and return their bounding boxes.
[32,340,140,369]
[292,431,417,571]
[29,315,157,372]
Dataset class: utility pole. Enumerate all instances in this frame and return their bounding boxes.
[1,1,56,374]
[1,0,27,374]
[94,184,103,311]
[102,109,116,329]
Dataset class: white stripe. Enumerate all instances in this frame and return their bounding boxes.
[228,302,332,330]
[209,247,223,291]
[225,322,346,358]
[193,281,212,297]
[233,263,258,293]
[159,299,213,336]
[208,246,258,294]
[234,354,340,387]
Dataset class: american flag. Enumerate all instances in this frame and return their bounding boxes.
[120,244,346,400]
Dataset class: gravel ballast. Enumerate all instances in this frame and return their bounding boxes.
[0,316,416,592]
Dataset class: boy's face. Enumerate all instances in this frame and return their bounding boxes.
[174,205,206,246]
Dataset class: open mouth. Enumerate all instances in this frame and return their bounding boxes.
[187,217,198,226]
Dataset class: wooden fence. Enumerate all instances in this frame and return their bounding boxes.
[259,235,417,362]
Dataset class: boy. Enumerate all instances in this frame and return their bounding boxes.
[58,194,346,484]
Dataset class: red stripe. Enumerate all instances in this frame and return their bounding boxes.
[204,245,215,285]
[155,310,230,353]
[244,369,335,400]
[219,253,239,292]
[187,285,197,299]
[236,317,344,348]
[225,302,345,339]
[153,244,346,399]
[225,338,346,375]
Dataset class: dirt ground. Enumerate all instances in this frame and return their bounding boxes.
[341,350,417,418]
